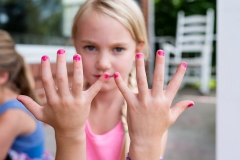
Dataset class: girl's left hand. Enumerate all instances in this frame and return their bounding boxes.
[114,50,194,159]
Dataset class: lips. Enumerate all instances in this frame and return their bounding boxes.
[94,75,101,78]
[94,74,114,78]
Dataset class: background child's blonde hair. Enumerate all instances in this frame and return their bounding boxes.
[0,30,40,104]
[71,0,150,159]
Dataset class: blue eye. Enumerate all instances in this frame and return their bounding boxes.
[86,46,95,51]
[114,47,124,52]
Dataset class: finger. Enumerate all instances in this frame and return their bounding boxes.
[56,49,70,97]
[86,73,109,99]
[114,72,135,102]
[169,100,194,125]
[135,53,148,99]
[165,62,187,100]
[72,54,83,98]
[17,95,45,122]
[41,55,58,100]
[152,50,165,97]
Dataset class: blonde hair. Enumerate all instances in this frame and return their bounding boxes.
[72,0,149,159]
[0,30,40,104]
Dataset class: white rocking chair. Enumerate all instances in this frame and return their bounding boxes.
[162,8,214,95]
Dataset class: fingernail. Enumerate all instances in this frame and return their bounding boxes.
[17,99,23,103]
[157,50,164,56]
[182,62,187,68]
[114,73,119,78]
[188,103,194,108]
[42,56,48,61]
[136,53,143,59]
[57,49,65,54]
[73,55,81,61]
[104,74,109,79]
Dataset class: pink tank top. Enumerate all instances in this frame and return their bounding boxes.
[85,120,124,160]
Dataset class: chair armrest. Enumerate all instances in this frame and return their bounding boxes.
[162,43,176,55]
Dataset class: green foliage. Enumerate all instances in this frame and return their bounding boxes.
[154,0,216,36]
[1,0,63,36]
[190,79,216,89]
[154,0,217,69]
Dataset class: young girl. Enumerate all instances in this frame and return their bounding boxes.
[0,30,44,159]
[18,0,194,159]
[0,30,51,160]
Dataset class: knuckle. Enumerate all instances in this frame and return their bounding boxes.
[48,99,57,106]
[74,100,81,106]
[75,81,83,88]
[57,74,66,83]
[121,89,128,97]
[137,78,146,86]
[176,81,181,88]
[139,96,148,107]
[57,77,65,83]
[42,77,50,84]
[61,98,71,106]
[155,75,164,83]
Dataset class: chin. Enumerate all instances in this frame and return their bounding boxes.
[99,83,117,92]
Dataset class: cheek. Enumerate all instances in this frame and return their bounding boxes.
[117,58,134,77]
[82,58,92,74]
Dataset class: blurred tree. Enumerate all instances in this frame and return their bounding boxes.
[1,0,62,36]
[154,0,216,70]
[0,1,26,32]
[155,0,216,36]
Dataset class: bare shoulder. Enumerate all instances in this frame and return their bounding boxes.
[0,109,36,135]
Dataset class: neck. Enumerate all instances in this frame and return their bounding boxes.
[88,87,125,134]
[0,87,18,106]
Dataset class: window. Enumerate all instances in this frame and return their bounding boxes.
[0,0,86,45]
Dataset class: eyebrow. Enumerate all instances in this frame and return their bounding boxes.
[80,40,129,47]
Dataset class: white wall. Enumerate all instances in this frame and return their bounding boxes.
[16,44,76,64]
[217,0,240,159]
[62,0,86,37]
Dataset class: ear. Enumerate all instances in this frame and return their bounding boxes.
[0,72,9,85]
[136,42,145,54]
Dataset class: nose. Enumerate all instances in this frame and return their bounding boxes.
[95,51,111,71]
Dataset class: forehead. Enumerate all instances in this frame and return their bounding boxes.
[76,9,135,43]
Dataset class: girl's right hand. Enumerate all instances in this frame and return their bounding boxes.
[17,49,109,139]
[114,50,193,159]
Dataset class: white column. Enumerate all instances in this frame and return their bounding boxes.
[148,0,155,86]
[217,0,240,159]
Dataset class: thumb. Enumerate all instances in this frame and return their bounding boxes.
[87,73,109,99]
[170,100,194,125]
[17,95,45,122]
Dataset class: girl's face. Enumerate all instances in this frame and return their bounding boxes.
[74,10,142,91]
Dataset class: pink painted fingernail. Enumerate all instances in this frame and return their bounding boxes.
[114,73,119,78]
[104,74,109,79]
[182,62,187,68]
[157,50,164,56]
[136,53,143,59]
[17,99,23,103]
[188,103,194,108]
[42,56,48,61]
[57,49,65,54]
[73,55,81,61]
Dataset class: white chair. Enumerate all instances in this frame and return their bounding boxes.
[161,8,214,95]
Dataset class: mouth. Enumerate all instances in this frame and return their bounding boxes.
[94,74,114,78]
